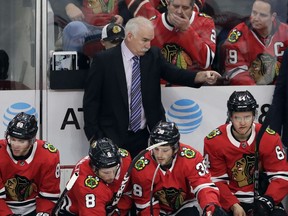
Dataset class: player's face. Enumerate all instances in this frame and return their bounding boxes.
[126,26,154,56]
[231,111,254,136]
[9,136,32,156]
[98,165,120,184]
[168,0,193,19]
[152,145,175,166]
[250,1,275,32]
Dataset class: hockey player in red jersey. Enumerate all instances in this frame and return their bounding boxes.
[0,112,60,216]
[131,121,227,216]
[204,91,288,215]
[126,0,216,85]
[222,0,288,85]
[58,137,132,216]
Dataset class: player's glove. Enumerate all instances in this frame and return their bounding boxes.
[254,195,274,216]
[202,203,228,216]
[106,205,120,216]
[36,213,50,216]
[271,205,287,216]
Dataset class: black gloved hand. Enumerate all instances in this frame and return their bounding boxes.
[203,203,228,216]
[254,195,274,216]
[271,205,287,216]
[106,205,120,216]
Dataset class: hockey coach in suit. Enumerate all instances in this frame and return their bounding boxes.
[83,16,221,157]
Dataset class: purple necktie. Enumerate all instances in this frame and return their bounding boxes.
[130,56,142,132]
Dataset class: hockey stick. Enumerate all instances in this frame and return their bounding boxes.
[108,141,168,212]
[51,171,79,216]
[254,113,270,199]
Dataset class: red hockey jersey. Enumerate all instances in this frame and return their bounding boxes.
[0,139,60,215]
[59,148,132,215]
[131,143,221,215]
[126,0,216,85]
[204,123,288,211]
[222,20,288,85]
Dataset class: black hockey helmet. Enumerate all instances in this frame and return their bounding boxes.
[227,91,258,114]
[6,112,38,140]
[89,137,121,169]
[149,121,180,149]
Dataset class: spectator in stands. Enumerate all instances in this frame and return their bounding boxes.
[268,48,288,155]
[221,0,288,85]
[49,0,131,33]
[58,137,132,215]
[0,112,60,215]
[101,22,125,49]
[126,0,216,86]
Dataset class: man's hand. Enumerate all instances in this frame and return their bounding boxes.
[65,3,85,21]
[168,9,190,32]
[230,203,246,216]
[195,70,221,85]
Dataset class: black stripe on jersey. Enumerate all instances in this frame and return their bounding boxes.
[39,193,59,202]
[8,199,35,207]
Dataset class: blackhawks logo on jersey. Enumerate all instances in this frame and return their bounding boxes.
[231,154,255,187]
[198,13,212,19]
[85,175,100,189]
[206,128,222,139]
[228,29,242,43]
[43,142,57,153]
[161,43,192,70]
[179,147,196,159]
[5,174,37,201]
[266,127,276,135]
[134,156,150,171]
[119,148,129,158]
[154,187,186,210]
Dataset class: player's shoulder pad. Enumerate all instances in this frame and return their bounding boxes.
[134,155,150,172]
[119,148,130,158]
[179,146,197,159]
[84,175,100,189]
[206,128,222,139]
[198,12,212,19]
[228,28,242,43]
[265,127,277,136]
[42,141,58,153]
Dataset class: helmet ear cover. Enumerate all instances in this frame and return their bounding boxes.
[149,121,180,150]
[6,112,38,140]
[89,137,121,170]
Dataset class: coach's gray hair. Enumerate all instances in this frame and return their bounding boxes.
[125,16,154,37]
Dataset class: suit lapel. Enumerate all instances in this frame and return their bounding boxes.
[114,46,129,109]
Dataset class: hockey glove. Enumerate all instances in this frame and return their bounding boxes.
[254,195,274,216]
[106,205,120,216]
[203,203,228,216]
[271,206,288,216]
